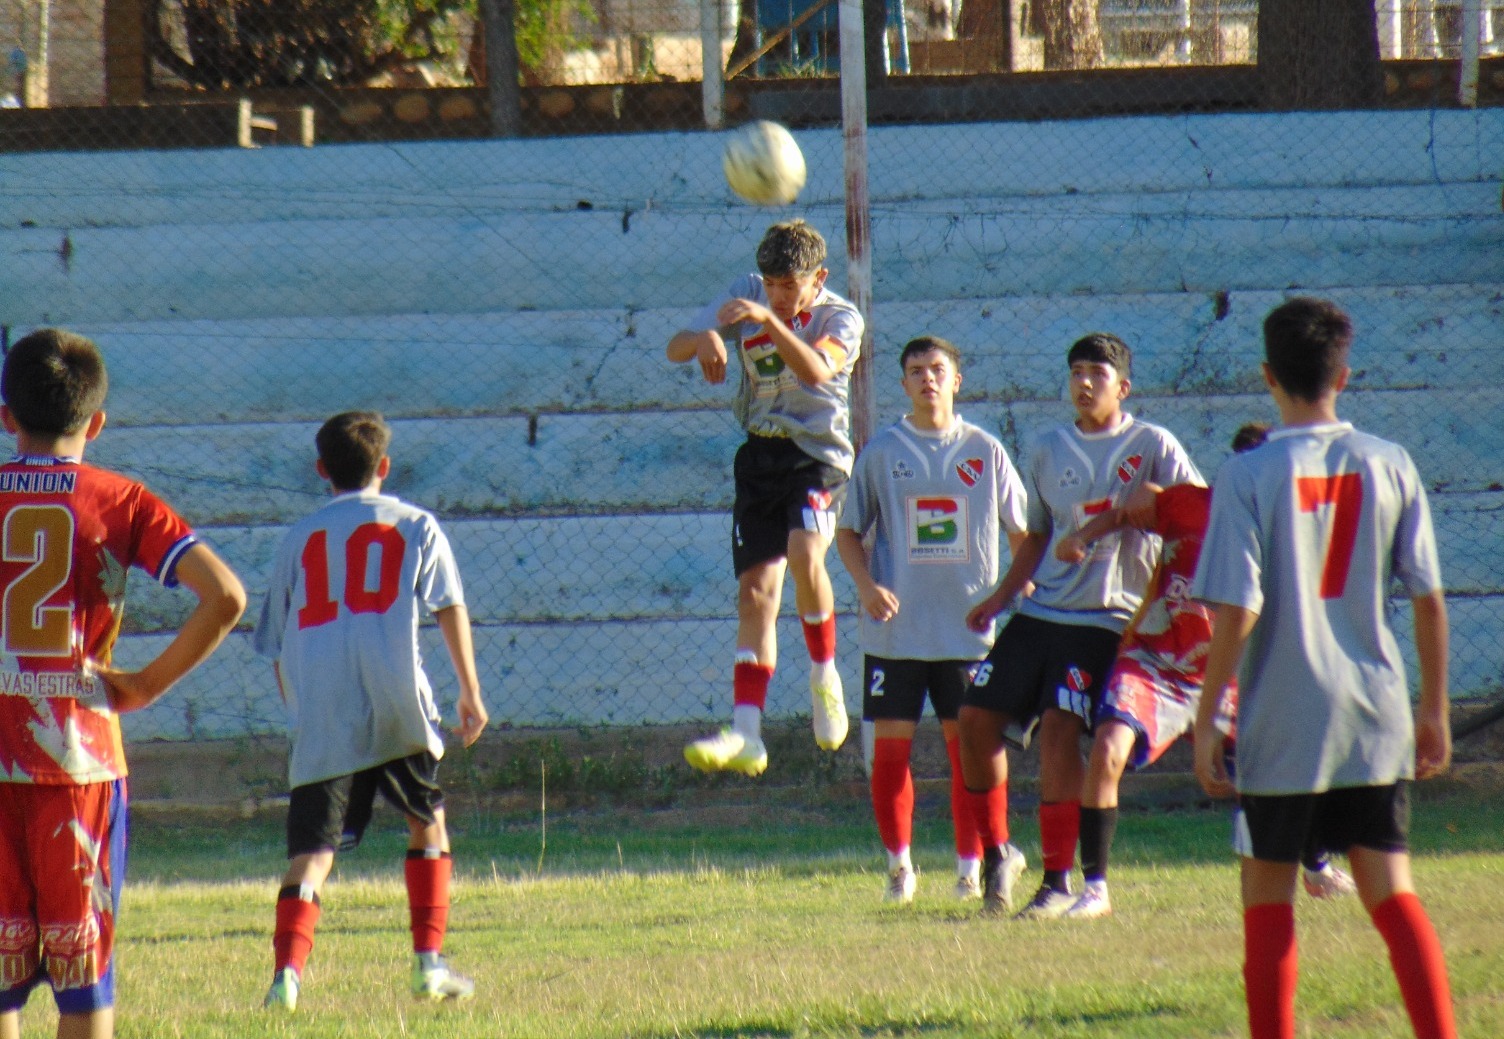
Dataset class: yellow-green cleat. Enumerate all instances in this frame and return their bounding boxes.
[683,729,768,776]
[263,967,300,1012]
[412,952,476,1001]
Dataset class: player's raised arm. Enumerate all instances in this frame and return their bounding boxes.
[435,604,488,748]
[1411,590,1451,780]
[100,543,247,714]
[667,329,728,385]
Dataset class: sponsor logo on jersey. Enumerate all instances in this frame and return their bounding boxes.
[906,496,970,562]
[890,461,915,480]
[1117,454,1143,484]
[956,457,984,487]
[1059,467,1081,489]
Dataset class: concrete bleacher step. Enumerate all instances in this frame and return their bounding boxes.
[67,282,1504,427]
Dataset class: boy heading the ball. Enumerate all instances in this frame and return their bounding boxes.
[0,329,246,1039]
[669,219,864,776]
[836,336,1028,904]
[253,411,489,1012]
[1192,297,1455,1039]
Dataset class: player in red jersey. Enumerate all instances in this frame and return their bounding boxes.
[0,329,246,1039]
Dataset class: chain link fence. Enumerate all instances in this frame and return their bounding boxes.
[1,3,1502,764]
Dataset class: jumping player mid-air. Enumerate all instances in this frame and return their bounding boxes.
[958,333,1200,916]
[0,329,246,1039]
[670,219,863,776]
[836,336,1028,904]
[255,411,488,1013]
[1193,297,1455,1039]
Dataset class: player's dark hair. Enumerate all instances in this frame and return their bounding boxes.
[900,335,962,371]
[1231,422,1270,454]
[0,328,108,437]
[1066,332,1132,380]
[317,411,391,491]
[1263,297,1352,402]
[756,219,826,277]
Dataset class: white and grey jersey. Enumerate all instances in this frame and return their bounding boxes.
[1193,422,1442,795]
[1018,414,1202,631]
[689,274,864,473]
[841,417,1028,660]
[254,490,466,787]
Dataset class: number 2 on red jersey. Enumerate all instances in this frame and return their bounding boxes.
[1296,473,1362,599]
[297,523,406,629]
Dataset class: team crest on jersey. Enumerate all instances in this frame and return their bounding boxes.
[807,488,833,511]
[1059,467,1081,489]
[955,458,984,487]
[890,460,915,480]
[1117,454,1143,484]
[1065,665,1092,693]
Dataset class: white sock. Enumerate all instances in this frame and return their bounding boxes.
[888,848,913,872]
[957,856,980,881]
[732,704,762,740]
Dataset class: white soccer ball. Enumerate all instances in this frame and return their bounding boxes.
[722,121,807,206]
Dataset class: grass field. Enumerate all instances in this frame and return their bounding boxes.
[10,766,1504,1038]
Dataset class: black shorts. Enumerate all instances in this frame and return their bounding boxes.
[732,435,847,576]
[862,656,979,723]
[1235,783,1411,863]
[286,751,445,858]
[962,612,1121,748]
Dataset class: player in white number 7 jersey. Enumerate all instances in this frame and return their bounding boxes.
[254,412,489,1012]
[1193,298,1455,1039]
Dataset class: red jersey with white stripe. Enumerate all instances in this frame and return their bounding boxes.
[1118,482,1213,677]
[0,456,196,785]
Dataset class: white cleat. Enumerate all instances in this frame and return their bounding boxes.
[1014,882,1076,920]
[981,844,1028,915]
[1303,863,1357,900]
[1062,883,1113,920]
[954,874,983,901]
[683,729,768,776]
[810,661,849,751]
[411,952,476,1002]
[263,967,300,1012]
[884,865,918,904]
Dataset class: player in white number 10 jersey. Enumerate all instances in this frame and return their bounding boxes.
[836,336,1028,904]
[254,412,488,1012]
[1192,298,1455,1039]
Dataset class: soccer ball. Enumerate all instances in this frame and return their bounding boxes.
[722,121,807,206]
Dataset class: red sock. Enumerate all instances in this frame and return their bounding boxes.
[1371,892,1456,1039]
[800,614,836,664]
[870,738,914,855]
[733,660,774,711]
[1039,800,1080,873]
[405,851,452,955]
[964,781,1009,849]
[1244,902,1297,1039]
[273,887,321,976]
[945,735,983,858]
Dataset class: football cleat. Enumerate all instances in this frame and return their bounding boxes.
[683,729,768,776]
[954,874,983,901]
[810,661,849,751]
[1063,883,1113,920]
[1014,882,1076,920]
[1303,863,1357,900]
[884,865,917,904]
[263,967,300,1012]
[411,952,476,1002]
[981,844,1028,915]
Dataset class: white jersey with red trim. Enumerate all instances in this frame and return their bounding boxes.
[688,273,863,473]
[841,416,1028,660]
[254,490,465,787]
[1193,421,1442,795]
[1017,414,1201,632]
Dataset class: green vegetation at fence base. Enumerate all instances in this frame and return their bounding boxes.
[23,766,1504,1038]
